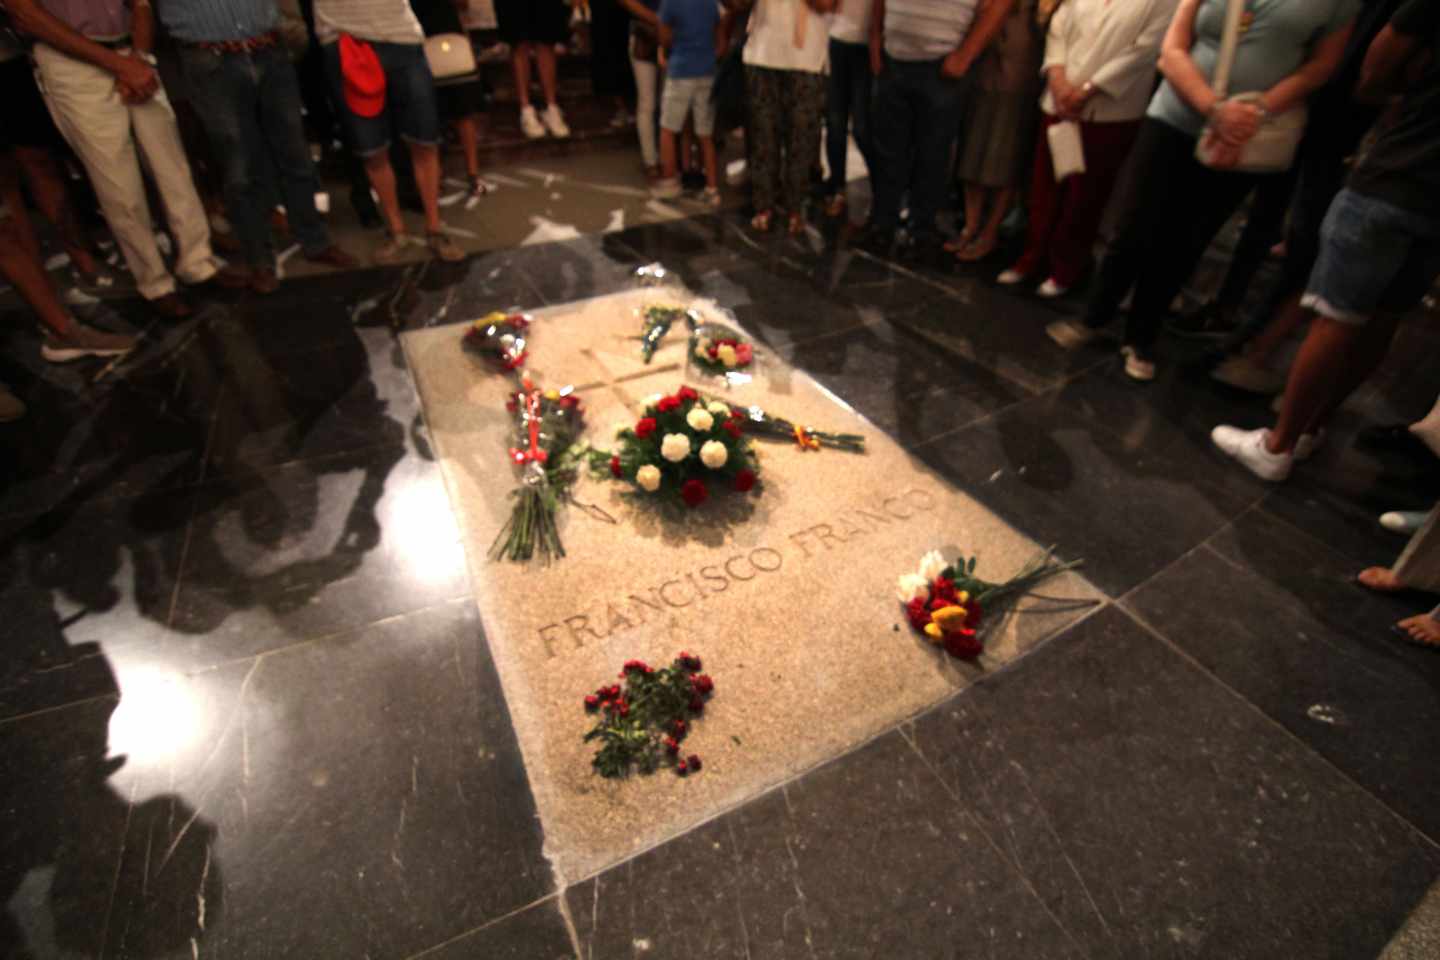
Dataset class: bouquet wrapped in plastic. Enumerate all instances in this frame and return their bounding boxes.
[686,311,754,382]
[491,378,587,563]
[462,311,530,371]
[638,304,692,363]
[712,396,866,452]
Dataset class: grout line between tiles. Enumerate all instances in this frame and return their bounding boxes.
[399,892,573,960]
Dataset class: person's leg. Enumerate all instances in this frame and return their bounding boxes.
[1047,118,1138,289]
[782,71,826,222]
[33,45,177,300]
[1080,120,1184,331]
[253,45,335,258]
[512,43,533,109]
[456,115,481,180]
[11,146,100,276]
[1213,167,1296,314]
[364,152,405,235]
[847,43,875,180]
[1007,119,1059,278]
[407,142,443,233]
[701,135,718,191]
[659,127,679,180]
[866,58,914,233]
[630,40,659,171]
[1269,314,1374,452]
[1122,162,1259,352]
[825,38,852,196]
[180,46,271,271]
[534,43,559,109]
[956,183,982,249]
[745,66,783,216]
[125,81,219,285]
[907,65,964,240]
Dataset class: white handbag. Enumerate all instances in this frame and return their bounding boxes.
[1194,0,1306,173]
[1048,120,1086,181]
[424,32,478,82]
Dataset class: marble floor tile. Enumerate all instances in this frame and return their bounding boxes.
[100,599,551,960]
[409,897,575,960]
[915,399,1252,597]
[907,606,1440,959]
[1126,506,1440,840]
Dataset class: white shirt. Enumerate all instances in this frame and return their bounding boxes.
[1039,0,1180,122]
[829,0,873,45]
[744,0,831,74]
[315,0,424,45]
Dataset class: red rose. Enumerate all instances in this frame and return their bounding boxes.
[665,736,679,754]
[677,386,698,403]
[584,695,599,711]
[678,652,701,671]
[733,469,756,493]
[623,659,648,674]
[686,755,702,772]
[906,597,931,631]
[681,479,708,508]
[676,760,689,775]
[943,629,983,660]
[722,420,743,439]
[560,394,579,410]
[692,674,714,694]
[672,719,688,738]
[966,600,983,629]
[609,455,622,478]
[735,343,753,365]
[657,395,681,413]
[634,417,657,439]
[688,696,705,714]
[618,703,630,717]
[928,596,952,612]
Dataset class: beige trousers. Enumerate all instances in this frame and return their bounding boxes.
[33,43,216,300]
[1393,506,1440,593]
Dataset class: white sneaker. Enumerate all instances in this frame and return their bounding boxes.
[1036,278,1069,299]
[1380,510,1429,534]
[519,105,545,139]
[651,177,681,200]
[1211,425,1293,482]
[1120,345,1156,382]
[541,104,570,138]
[1046,318,1098,350]
[996,268,1025,286]
[1294,428,1325,462]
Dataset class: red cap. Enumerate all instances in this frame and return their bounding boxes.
[339,34,386,118]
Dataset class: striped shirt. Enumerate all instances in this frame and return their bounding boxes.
[158,0,277,43]
[884,0,978,61]
[315,0,424,44]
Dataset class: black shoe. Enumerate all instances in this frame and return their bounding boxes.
[350,188,383,229]
[851,222,896,257]
[1169,301,1240,339]
[680,169,706,191]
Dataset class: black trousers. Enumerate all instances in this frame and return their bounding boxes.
[1084,118,1276,349]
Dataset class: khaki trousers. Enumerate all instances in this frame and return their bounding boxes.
[1394,506,1440,593]
[33,43,216,300]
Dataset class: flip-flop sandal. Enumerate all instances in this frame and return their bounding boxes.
[943,232,977,254]
[751,210,774,233]
[956,236,997,263]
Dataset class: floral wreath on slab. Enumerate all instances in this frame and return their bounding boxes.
[897,547,1084,659]
[584,652,716,777]
[591,385,759,508]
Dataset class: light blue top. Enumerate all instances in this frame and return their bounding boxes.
[1147,0,1359,137]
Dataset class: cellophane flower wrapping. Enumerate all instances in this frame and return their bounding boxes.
[462,311,530,371]
[490,383,587,563]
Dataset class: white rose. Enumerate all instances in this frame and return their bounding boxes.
[918,550,948,582]
[896,573,929,604]
[661,433,691,462]
[699,440,728,469]
[686,407,714,432]
[717,344,738,368]
[636,464,662,492]
[612,421,631,438]
[707,401,730,416]
[644,393,663,408]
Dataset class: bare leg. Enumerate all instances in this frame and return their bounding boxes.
[1269,314,1394,453]
[534,44,559,108]
[1242,293,1309,366]
[700,135,718,191]
[1301,314,1398,435]
[0,215,78,337]
[978,186,1015,248]
[11,146,101,276]
[407,142,443,234]
[455,115,481,180]
[512,44,533,109]
[363,153,406,237]
[659,128,678,180]
[949,183,982,251]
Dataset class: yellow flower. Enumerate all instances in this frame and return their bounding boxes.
[923,622,945,644]
[931,605,971,632]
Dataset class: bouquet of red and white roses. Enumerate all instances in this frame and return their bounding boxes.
[898,547,1083,660]
[462,311,530,372]
[593,385,759,508]
[686,312,754,380]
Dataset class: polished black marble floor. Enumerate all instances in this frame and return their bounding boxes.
[2,209,1437,959]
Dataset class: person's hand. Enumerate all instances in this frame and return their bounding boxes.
[1198,129,1243,169]
[112,53,159,103]
[940,49,970,79]
[1211,98,1261,145]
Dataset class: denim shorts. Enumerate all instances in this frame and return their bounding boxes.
[323,39,440,156]
[1302,188,1440,325]
[660,75,715,137]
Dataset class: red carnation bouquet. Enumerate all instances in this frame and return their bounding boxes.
[489,378,587,563]
[462,311,530,371]
[898,547,1084,660]
[584,652,716,777]
[590,385,759,509]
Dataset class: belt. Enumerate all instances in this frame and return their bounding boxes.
[184,30,279,55]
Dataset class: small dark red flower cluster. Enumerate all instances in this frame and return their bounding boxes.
[609,455,623,478]
[656,395,681,413]
[634,416,657,439]
[906,575,985,660]
[681,478,708,508]
[733,468,756,493]
[677,386,699,403]
[584,652,717,778]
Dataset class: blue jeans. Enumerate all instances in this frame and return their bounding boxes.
[826,39,874,192]
[1303,188,1440,325]
[181,43,331,267]
[322,40,440,156]
[869,55,966,236]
